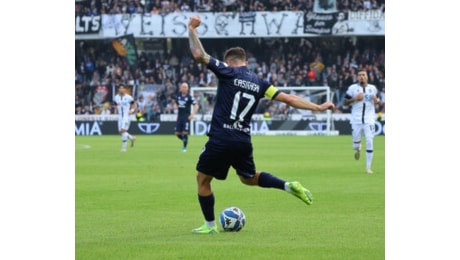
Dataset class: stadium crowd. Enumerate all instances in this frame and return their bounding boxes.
[75,0,385,120]
[76,0,385,16]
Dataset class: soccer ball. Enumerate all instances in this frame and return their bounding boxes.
[219,206,246,232]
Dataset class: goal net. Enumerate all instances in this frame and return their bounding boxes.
[190,86,338,136]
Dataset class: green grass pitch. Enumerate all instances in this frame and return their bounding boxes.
[76,135,385,260]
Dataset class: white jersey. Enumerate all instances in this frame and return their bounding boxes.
[346,83,378,124]
[114,94,134,120]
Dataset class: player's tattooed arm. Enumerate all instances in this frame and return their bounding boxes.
[188,16,210,65]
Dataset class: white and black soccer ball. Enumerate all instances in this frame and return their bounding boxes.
[219,206,246,232]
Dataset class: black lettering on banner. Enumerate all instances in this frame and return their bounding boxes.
[215,14,232,36]
[172,14,188,35]
[239,12,256,35]
[120,14,134,36]
[140,14,153,36]
[160,13,167,36]
[290,12,305,35]
[85,12,385,39]
[195,15,209,35]
[261,13,288,35]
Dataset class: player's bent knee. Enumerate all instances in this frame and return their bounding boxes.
[239,175,258,186]
[196,172,212,185]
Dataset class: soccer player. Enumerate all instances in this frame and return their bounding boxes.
[343,70,380,174]
[188,15,335,234]
[113,84,137,152]
[174,82,199,152]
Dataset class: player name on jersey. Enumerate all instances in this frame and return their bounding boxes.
[233,79,260,93]
[223,122,250,133]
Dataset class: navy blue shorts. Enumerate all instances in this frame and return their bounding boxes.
[175,117,190,133]
[196,138,256,180]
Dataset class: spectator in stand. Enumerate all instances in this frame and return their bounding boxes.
[81,105,92,115]
[75,69,84,84]
[378,87,385,113]
[89,72,100,88]
[181,1,191,12]
[93,104,102,115]
[326,67,342,106]
[196,0,212,12]
[75,105,83,115]
[198,72,207,87]
[127,0,137,14]
[144,95,154,121]
[137,95,147,116]
[150,4,161,14]
[306,67,316,86]
[79,0,385,15]
[164,97,178,114]
[151,102,163,120]
[77,61,86,82]
[101,102,112,115]
[75,95,82,108]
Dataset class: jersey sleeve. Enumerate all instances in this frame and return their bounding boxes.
[264,85,281,100]
[372,85,379,95]
[345,85,354,99]
[206,56,234,79]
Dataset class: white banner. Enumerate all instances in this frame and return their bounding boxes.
[75,11,384,39]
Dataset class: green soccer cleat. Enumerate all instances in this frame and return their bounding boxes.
[191,223,219,234]
[288,181,313,205]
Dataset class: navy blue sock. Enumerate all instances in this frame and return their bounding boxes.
[198,193,215,221]
[258,172,286,190]
[183,135,188,148]
[176,134,183,141]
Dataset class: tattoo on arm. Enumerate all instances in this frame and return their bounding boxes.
[188,28,210,65]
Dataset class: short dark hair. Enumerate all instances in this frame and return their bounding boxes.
[358,69,368,75]
[223,47,246,63]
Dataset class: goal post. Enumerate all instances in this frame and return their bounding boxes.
[190,86,338,136]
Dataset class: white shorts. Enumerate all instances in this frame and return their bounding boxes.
[351,123,375,142]
[118,118,131,132]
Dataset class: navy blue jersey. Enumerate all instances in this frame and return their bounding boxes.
[175,93,197,119]
[206,57,280,142]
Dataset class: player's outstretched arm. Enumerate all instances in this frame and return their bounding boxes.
[275,92,334,111]
[188,16,210,65]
